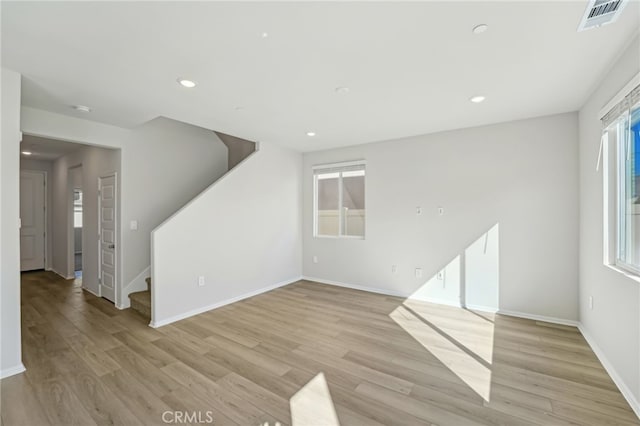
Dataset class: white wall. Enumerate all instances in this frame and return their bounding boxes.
[578,35,640,414]
[1,68,24,378]
[20,109,229,306]
[121,117,228,303]
[20,158,54,270]
[151,142,302,326]
[50,147,120,295]
[303,112,579,322]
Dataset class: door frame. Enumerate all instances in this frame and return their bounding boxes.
[20,169,48,271]
[67,164,83,279]
[98,172,119,302]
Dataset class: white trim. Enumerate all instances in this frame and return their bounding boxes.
[1,363,26,379]
[578,323,640,419]
[498,309,579,327]
[312,159,366,170]
[465,304,499,313]
[302,276,408,298]
[599,72,640,119]
[48,267,75,280]
[304,276,493,310]
[418,296,462,308]
[67,164,83,279]
[82,286,100,298]
[149,276,301,328]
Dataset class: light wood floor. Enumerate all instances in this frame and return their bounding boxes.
[1,271,638,426]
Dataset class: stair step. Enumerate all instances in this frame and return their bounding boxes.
[129,290,151,318]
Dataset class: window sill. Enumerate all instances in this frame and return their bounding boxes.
[604,264,640,284]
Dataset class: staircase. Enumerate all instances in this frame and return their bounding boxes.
[129,277,151,319]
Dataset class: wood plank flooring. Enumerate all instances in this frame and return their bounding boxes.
[1,271,638,425]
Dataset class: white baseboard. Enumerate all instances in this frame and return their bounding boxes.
[149,276,302,328]
[302,276,503,311]
[465,304,499,313]
[1,363,26,379]
[301,276,409,298]
[497,309,579,327]
[578,324,640,419]
[82,286,100,298]
[48,267,75,280]
[417,296,462,308]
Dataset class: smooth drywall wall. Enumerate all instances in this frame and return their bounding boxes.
[303,112,579,321]
[215,131,256,169]
[20,158,54,271]
[579,35,640,413]
[20,109,230,306]
[1,68,24,377]
[151,142,302,325]
[50,147,120,295]
[121,118,228,303]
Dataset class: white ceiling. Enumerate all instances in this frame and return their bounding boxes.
[2,1,639,152]
[20,134,86,161]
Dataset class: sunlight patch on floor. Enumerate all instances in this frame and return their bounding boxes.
[403,299,495,364]
[290,372,340,426]
[390,304,493,401]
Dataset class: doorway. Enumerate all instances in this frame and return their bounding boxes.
[73,188,83,279]
[98,173,117,302]
[19,170,46,271]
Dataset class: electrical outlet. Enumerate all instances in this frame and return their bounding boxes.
[198,276,205,287]
[313,256,318,264]
[391,265,398,274]
[416,207,422,216]
[415,268,423,278]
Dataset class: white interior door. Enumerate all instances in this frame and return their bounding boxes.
[98,174,117,302]
[20,171,46,271]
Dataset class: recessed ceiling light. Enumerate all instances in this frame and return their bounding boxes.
[306,131,316,137]
[72,105,91,112]
[335,87,350,94]
[472,24,489,34]
[177,78,197,88]
[261,32,269,38]
[21,151,32,156]
[234,106,245,111]
[470,95,486,103]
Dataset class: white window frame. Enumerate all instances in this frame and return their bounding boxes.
[601,72,640,277]
[313,160,366,239]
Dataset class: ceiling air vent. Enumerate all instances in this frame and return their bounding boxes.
[578,0,629,31]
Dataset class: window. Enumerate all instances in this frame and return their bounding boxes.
[74,189,83,228]
[313,161,365,238]
[602,78,640,274]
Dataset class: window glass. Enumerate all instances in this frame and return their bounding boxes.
[314,164,365,238]
[316,173,340,236]
[342,170,365,237]
[616,103,640,271]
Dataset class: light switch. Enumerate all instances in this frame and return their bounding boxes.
[415,268,423,278]
[130,220,138,231]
